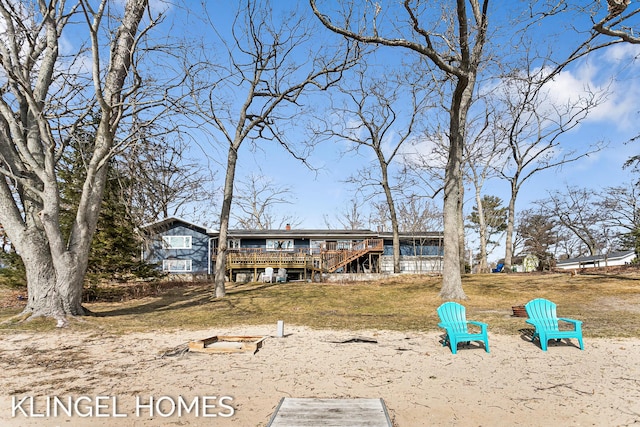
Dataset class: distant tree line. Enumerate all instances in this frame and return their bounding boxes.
[467,181,640,271]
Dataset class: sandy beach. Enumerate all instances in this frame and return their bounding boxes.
[1,324,639,426]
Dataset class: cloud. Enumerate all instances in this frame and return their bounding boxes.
[601,43,640,63]
[400,134,447,170]
[547,47,640,131]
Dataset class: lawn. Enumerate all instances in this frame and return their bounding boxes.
[1,270,640,337]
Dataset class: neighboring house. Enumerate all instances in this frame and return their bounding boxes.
[142,217,444,281]
[141,217,215,276]
[556,250,637,270]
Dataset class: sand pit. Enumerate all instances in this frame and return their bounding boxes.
[1,325,639,426]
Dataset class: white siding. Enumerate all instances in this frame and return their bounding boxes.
[379,256,443,274]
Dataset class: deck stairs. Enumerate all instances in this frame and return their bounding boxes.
[323,239,383,273]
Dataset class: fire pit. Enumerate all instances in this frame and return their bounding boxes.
[512,305,527,317]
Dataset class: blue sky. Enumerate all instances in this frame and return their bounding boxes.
[161,2,640,241]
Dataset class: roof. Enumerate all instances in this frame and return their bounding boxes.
[141,218,442,240]
[556,250,636,265]
[223,229,442,240]
[140,217,215,235]
[224,229,378,239]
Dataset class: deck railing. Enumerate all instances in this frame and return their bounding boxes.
[322,239,384,272]
[226,249,318,269]
[222,238,384,273]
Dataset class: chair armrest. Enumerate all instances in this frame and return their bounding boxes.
[467,320,488,332]
[525,319,540,327]
[558,317,582,327]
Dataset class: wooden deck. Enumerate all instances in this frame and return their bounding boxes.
[323,239,383,272]
[225,250,322,281]
[267,398,392,427]
[224,239,384,281]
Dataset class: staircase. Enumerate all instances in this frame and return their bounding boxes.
[323,239,384,273]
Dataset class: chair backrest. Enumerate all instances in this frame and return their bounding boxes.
[277,268,286,277]
[525,298,559,331]
[437,302,468,333]
[265,267,274,277]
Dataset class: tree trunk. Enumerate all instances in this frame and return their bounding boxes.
[458,176,466,274]
[440,149,467,300]
[475,187,490,273]
[214,249,228,298]
[380,165,401,273]
[439,78,472,300]
[214,146,239,298]
[56,253,89,316]
[504,181,518,269]
[20,236,62,320]
[13,223,83,319]
[18,244,91,322]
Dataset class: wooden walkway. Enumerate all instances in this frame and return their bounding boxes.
[267,398,392,427]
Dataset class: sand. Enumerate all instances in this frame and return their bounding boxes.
[0,324,639,426]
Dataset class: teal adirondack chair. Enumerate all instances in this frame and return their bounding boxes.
[437,302,490,354]
[524,298,584,351]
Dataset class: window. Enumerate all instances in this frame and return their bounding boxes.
[228,239,241,249]
[162,235,192,249]
[336,240,352,250]
[309,240,324,254]
[266,239,294,251]
[163,259,192,272]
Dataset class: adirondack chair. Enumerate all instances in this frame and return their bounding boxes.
[276,268,287,283]
[262,267,274,283]
[437,302,490,354]
[524,298,584,351]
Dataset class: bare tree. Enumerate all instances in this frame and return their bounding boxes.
[117,134,217,226]
[368,200,391,232]
[463,104,507,273]
[232,173,299,229]
[495,66,604,269]
[467,195,507,267]
[515,208,558,269]
[598,183,640,253]
[535,187,607,257]
[333,198,367,230]
[184,1,357,297]
[396,196,443,233]
[0,0,158,322]
[315,64,431,272]
[322,203,370,230]
[553,229,585,260]
[592,1,640,44]
[310,0,490,299]
[541,183,640,259]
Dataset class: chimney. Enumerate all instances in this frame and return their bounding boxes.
[285,224,291,231]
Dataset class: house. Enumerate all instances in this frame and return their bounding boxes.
[555,250,636,270]
[141,217,444,281]
[141,217,216,276]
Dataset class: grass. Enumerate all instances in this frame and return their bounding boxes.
[1,270,640,338]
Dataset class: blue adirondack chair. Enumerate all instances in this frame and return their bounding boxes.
[525,298,584,351]
[437,302,490,354]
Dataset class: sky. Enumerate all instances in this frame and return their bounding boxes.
[154,1,640,256]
